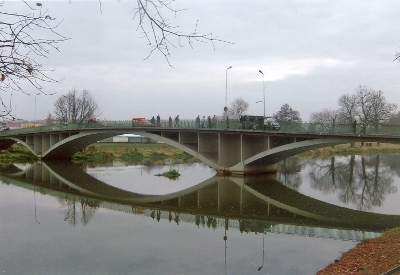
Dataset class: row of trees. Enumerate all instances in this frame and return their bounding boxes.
[310,85,398,130]
[224,85,397,132]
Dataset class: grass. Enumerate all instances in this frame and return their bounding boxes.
[75,143,197,164]
[154,169,181,180]
[0,144,38,163]
[297,143,400,158]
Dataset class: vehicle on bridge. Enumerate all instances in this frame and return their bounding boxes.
[131,117,151,127]
[265,117,280,130]
[239,115,280,130]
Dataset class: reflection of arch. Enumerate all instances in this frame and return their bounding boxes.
[1,128,398,174]
[2,161,400,233]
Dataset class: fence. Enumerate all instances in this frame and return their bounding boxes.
[2,119,400,137]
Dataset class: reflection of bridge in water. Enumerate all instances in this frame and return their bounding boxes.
[2,162,400,241]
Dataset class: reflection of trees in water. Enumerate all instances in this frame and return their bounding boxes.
[380,154,400,178]
[58,197,99,226]
[277,157,303,190]
[307,154,397,211]
[307,156,348,195]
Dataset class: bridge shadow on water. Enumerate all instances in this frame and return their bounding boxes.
[1,161,400,241]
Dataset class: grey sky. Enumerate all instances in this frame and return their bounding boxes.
[5,0,400,121]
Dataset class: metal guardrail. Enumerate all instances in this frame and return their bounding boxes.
[1,119,400,137]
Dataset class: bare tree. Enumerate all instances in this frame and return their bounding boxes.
[369,89,397,130]
[310,108,338,131]
[338,93,358,125]
[354,85,397,129]
[225,97,249,119]
[337,86,397,132]
[0,2,67,117]
[355,85,374,126]
[53,89,100,123]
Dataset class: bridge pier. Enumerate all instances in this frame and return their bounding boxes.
[216,163,278,176]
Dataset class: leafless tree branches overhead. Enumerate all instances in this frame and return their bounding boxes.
[0,1,68,117]
[0,0,229,119]
[395,52,400,63]
[134,0,232,66]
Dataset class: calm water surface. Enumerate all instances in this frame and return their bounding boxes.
[1,154,400,275]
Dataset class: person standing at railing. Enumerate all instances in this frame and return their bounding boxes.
[212,115,217,129]
[156,115,161,127]
[207,116,212,128]
[174,115,180,127]
[332,116,336,133]
[359,120,366,135]
[352,120,357,134]
[168,116,172,127]
[150,116,156,126]
[195,115,200,128]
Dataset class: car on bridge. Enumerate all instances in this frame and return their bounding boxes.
[264,117,280,130]
[131,118,152,127]
[239,115,280,130]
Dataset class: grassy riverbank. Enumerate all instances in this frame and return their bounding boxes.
[72,142,195,163]
[297,143,400,158]
[0,144,38,163]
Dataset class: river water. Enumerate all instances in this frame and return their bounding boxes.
[1,154,400,275]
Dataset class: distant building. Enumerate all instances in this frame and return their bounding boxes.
[100,134,158,143]
[5,122,22,130]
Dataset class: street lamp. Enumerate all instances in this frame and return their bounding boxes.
[225,66,232,112]
[34,92,40,126]
[259,70,265,118]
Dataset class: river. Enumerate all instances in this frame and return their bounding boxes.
[1,154,400,275]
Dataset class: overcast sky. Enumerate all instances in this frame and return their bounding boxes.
[4,0,400,121]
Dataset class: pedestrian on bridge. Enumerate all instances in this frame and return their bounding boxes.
[174,115,180,127]
[156,115,161,127]
[352,120,357,134]
[168,116,172,127]
[201,116,206,128]
[212,115,217,129]
[195,115,200,128]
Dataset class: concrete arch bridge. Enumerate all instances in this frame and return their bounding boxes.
[0,126,399,175]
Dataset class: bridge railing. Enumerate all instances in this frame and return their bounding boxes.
[2,119,400,137]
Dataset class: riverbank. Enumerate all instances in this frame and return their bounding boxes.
[71,142,195,163]
[297,143,400,158]
[77,142,400,162]
[0,144,38,163]
[317,227,400,275]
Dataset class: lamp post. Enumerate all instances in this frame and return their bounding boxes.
[257,232,265,271]
[225,66,232,112]
[34,92,40,126]
[259,70,265,118]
